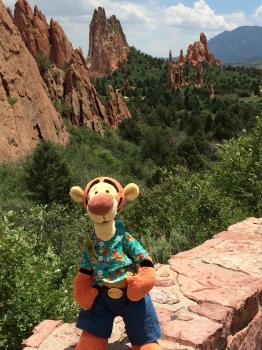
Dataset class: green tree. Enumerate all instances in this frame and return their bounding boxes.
[24,141,72,204]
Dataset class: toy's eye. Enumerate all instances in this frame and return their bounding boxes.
[106,190,110,193]
[95,191,98,194]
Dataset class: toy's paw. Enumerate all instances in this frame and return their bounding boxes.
[126,267,156,302]
[74,272,99,310]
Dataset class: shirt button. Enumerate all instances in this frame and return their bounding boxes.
[98,256,103,261]
[99,242,104,246]
[98,270,103,275]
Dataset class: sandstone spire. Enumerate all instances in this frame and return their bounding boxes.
[0,0,68,161]
[186,32,220,66]
[87,7,130,79]
[14,0,74,67]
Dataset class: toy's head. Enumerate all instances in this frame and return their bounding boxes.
[70,177,139,224]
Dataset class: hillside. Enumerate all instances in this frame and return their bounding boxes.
[208,26,262,65]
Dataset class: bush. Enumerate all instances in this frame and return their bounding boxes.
[24,141,72,204]
[0,212,77,349]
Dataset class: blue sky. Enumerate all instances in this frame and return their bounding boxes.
[3,0,262,57]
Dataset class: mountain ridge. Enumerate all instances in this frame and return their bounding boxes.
[208,26,262,65]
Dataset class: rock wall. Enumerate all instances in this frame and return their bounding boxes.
[87,7,130,79]
[0,0,68,162]
[13,0,130,133]
[14,0,73,67]
[23,217,262,350]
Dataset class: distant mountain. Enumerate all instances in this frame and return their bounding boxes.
[208,26,262,65]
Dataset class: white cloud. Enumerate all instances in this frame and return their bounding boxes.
[164,0,245,31]
[254,5,262,21]
[2,0,256,57]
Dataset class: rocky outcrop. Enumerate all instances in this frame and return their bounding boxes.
[186,32,221,66]
[22,217,262,349]
[168,50,184,89]
[177,49,185,65]
[13,0,130,131]
[87,7,130,79]
[195,62,204,87]
[107,85,131,127]
[64,50,108,131]
[43,65,65,101]
[14,0,73,67]
[0,0,68,162]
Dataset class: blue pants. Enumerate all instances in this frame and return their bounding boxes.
[77,292,161,345]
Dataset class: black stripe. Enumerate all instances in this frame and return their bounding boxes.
[79,268,93,275]
[103,179,119,191]
[140,259,154,267]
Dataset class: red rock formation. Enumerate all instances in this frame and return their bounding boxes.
[177,49,185,64]
[43,65,65,101]
[49,19,73,67]
[195,62,204,87]
[23,217,262,349]
[14,0,73,67]
[186,32,221,66]
[88,7,130,79]
[107,85,131,126]
[64,50,108,132]
[13,0,130,131]
[0,0,68,162]
[168,50,184,89]
[14,0,51,61]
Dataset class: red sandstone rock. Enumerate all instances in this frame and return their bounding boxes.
[64,49,108,132]
[43,65,65,101]
[227,309,262,350]
[196,62,204,86]
[49,19,74,67]
[168,50,184,89]
[22,320,63,347]
[14,0,73,67]
[186,32,220,66]
[0,0,68,161]
[161,318,224,348]
[88,7,130,79]
[177,49,185,64]
[14,0,51,60]
[188,302,232,323]
[14,0,127,132]
[107,85,131,126]
[21,217,262,349]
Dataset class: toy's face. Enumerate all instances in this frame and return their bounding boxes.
[70,177,139,225]
[87,182,118,224]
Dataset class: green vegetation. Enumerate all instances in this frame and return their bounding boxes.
[36,52,53,74]
[7,96,17,108]
[1,48,262,349]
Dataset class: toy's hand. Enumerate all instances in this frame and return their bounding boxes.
[73,270,98,310]
[126,266,156,302]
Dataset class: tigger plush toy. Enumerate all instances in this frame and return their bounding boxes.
[70,177,161,350]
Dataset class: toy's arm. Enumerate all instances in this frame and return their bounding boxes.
[73,268,98,310]
[126,258,156,302]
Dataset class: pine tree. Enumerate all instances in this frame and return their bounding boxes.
[24,141,72,203]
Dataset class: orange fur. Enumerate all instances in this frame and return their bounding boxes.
[126,266,156,302]
[73,272,98,310]
[75,331,108,350]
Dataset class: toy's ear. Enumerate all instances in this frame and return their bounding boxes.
[123,183,139,201]
[70,186,85,203]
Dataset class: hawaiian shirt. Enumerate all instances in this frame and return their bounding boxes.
[79,219,149,285]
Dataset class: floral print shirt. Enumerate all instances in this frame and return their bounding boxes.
[80,219,149,285]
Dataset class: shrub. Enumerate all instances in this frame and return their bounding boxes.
[24,141,72,204]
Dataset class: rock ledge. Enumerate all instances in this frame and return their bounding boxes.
[23,217,262,350]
